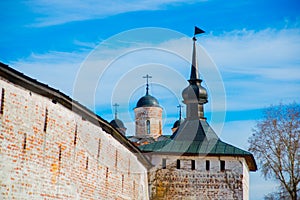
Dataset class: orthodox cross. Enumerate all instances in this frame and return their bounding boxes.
[113,103,119,119]
[143,74,152,95]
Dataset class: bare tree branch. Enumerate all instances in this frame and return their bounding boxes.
[248,102,300,200]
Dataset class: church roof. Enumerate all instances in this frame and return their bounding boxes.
[136,94,160,108]
[139,30,257,171]
[139,120,257,171]
[139,137,257,171]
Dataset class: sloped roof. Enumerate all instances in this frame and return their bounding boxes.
[139,119,257,171]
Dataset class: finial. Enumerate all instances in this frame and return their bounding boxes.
[143,74,152,95]
[113,103,119,119]
[177,104,183,120]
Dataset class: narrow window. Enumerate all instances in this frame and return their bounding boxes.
[206,160,210,171]
[106,167,109,179]
[191,160,195,170]
[146,120,150,134]
[23,133,27,150]
[74,125,78,146]
[0,88,5,114]
[58,145,62,173]
[115,150,118,168]
[128,159,131,176]
[121,174,124,192]
[43,108,48,132]
[162,158,166,169]
[220,160,225,171]
[86,156,89,170]
[58,145,62,162]
[176,159,180,169]
[97,138,101,160]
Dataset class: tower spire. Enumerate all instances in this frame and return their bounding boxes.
[143,74,152,95]
[190,36,199,81]
[113,103,119,119]
[182,27,208,120]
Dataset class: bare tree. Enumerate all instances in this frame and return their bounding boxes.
[248,103,300,200]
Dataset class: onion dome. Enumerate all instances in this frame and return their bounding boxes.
[136,94,160,108]
[110,118,126,129]
[172,105,184,129]
[182,82,208,104]
[109,103,127,135]
[172,118,184,129]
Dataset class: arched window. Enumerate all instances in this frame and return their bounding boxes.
[146,120,150,134]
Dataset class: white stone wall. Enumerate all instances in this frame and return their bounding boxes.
[0,77,149,199]
[148,154,249,200]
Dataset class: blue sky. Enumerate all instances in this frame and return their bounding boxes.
[1,0,300,199]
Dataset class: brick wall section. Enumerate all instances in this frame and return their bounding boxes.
[0,77,149,199]
[148,155,249,200]
[134,107,162,139]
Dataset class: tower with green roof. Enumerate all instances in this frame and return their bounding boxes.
[139,28,257,200]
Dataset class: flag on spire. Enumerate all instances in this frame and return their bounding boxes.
[194,26,205,35]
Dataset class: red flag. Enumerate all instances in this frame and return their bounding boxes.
[194,26,205,35]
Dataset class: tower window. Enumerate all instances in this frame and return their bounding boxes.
[146,120,150,134]
[176,159,180,169]
[206,160,210,171]
[220,160,225,171]
[162,158,166,169]
[191,160,195,170]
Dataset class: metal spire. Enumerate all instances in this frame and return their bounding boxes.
[143,74,152,95]
[190,26,205,82]
[190,36,199,81]
[113,103,119,119]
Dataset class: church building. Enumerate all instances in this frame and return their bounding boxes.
[113,28,257,200]
[0,27,257,200]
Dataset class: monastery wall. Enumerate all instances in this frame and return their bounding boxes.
[148,154,249,200]
[0,77,149,200]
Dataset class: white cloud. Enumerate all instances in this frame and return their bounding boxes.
[201,28,300,110]
[26,0,203,26]
[10,27,300,118]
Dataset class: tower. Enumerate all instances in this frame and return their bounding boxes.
[134,74,163,140]
[139,27,257,200]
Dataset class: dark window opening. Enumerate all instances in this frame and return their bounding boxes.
[86,156,89,170]
[146,120,150,134]
[0,88,4,115]
[121,174,124,192]
[43,108,48,132]
[206,160,210,171]
[220,160,225,171]
[162,158,166,169]
[74,125,78,146]
[176,159,180,169]
[58,145,62,162]
[106,167,109,179]
[23,133,27,150]
[191,160,195,170]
